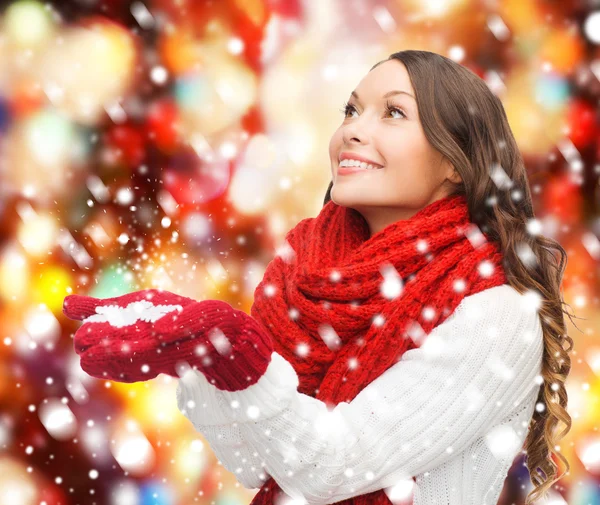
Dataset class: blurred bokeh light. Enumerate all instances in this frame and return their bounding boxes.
[0,1,597,504]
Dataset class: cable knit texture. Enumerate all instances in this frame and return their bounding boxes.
[63,290,273,389]
[176,284,544,505]
[174,194,542,505]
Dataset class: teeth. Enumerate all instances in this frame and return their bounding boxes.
[339,159,381,170]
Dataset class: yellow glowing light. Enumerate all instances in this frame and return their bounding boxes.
[501,66,565,156]
[0,244,30,303]
[4,0,55,48]
[34,21,137,124]
[173,436,210,480]
[6,111,76,199]
[539,28,585,74]
[17,213,58,257]
[498,0,541,35]
[177,45,258,136]
[581,377,600,425]
[403,0,468,18]
[121,379,183,429]
[234,0,267,26]
[89,19,138,74]
[144,244,208,300]
[0,457,37,505]
[32,265,72,313]
[159,27,202,75]
[243,134,278,170]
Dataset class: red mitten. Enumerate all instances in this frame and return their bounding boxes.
[152,301,274,391]
[63,289,274,390]
[63,289,198,382]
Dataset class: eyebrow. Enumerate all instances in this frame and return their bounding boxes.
[350,90,416,101]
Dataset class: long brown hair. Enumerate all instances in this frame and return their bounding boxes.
[324,50,579,504]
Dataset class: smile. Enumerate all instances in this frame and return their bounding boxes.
[337,164,383,175]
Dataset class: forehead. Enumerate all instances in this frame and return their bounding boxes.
[354,59,414,97]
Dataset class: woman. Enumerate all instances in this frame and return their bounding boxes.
[63,50,574,505]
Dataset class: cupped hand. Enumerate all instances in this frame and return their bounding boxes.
[152,300,274,391]
[63,289,197,382]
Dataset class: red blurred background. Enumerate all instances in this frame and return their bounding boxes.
[0,0,598,504]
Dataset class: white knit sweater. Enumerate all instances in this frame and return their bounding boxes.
[175,284,544,505]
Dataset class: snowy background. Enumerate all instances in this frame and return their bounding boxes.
[0,0,597,504]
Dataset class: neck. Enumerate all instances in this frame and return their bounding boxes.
[351,193,458,237]
[352,205,422,238]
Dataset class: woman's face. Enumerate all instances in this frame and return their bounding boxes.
[328,59,461,236]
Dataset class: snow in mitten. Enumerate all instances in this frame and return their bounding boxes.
[63,289,198,382]
[63,289,273,389]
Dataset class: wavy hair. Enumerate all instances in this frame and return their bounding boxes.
[323,50,580,504]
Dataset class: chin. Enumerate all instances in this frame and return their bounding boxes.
[329,188,371,210]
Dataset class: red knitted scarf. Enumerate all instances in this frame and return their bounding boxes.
[248,193,507,505]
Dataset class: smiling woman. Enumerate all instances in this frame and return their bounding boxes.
[169,50,575,505]
[327,58,463,236]
[322,50,574,505]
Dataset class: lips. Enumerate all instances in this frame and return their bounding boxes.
[337,163,383,176]
[338,151,384,168]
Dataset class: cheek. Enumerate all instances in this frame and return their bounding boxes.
[328,129,343,157]
[381,145,432,183]
[384,135,431,171]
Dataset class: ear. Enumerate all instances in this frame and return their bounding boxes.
[442,156,462,184]
[444,160,462,185]
[448,168,462,185]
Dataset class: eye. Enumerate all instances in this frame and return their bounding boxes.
[339,100,407,119]
[340,101,357,118]
[384,100,407,119]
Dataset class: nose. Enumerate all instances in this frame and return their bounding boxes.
[341,115,369,145]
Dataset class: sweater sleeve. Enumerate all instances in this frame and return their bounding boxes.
[199,423,270,490]
[175,285,544,504]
